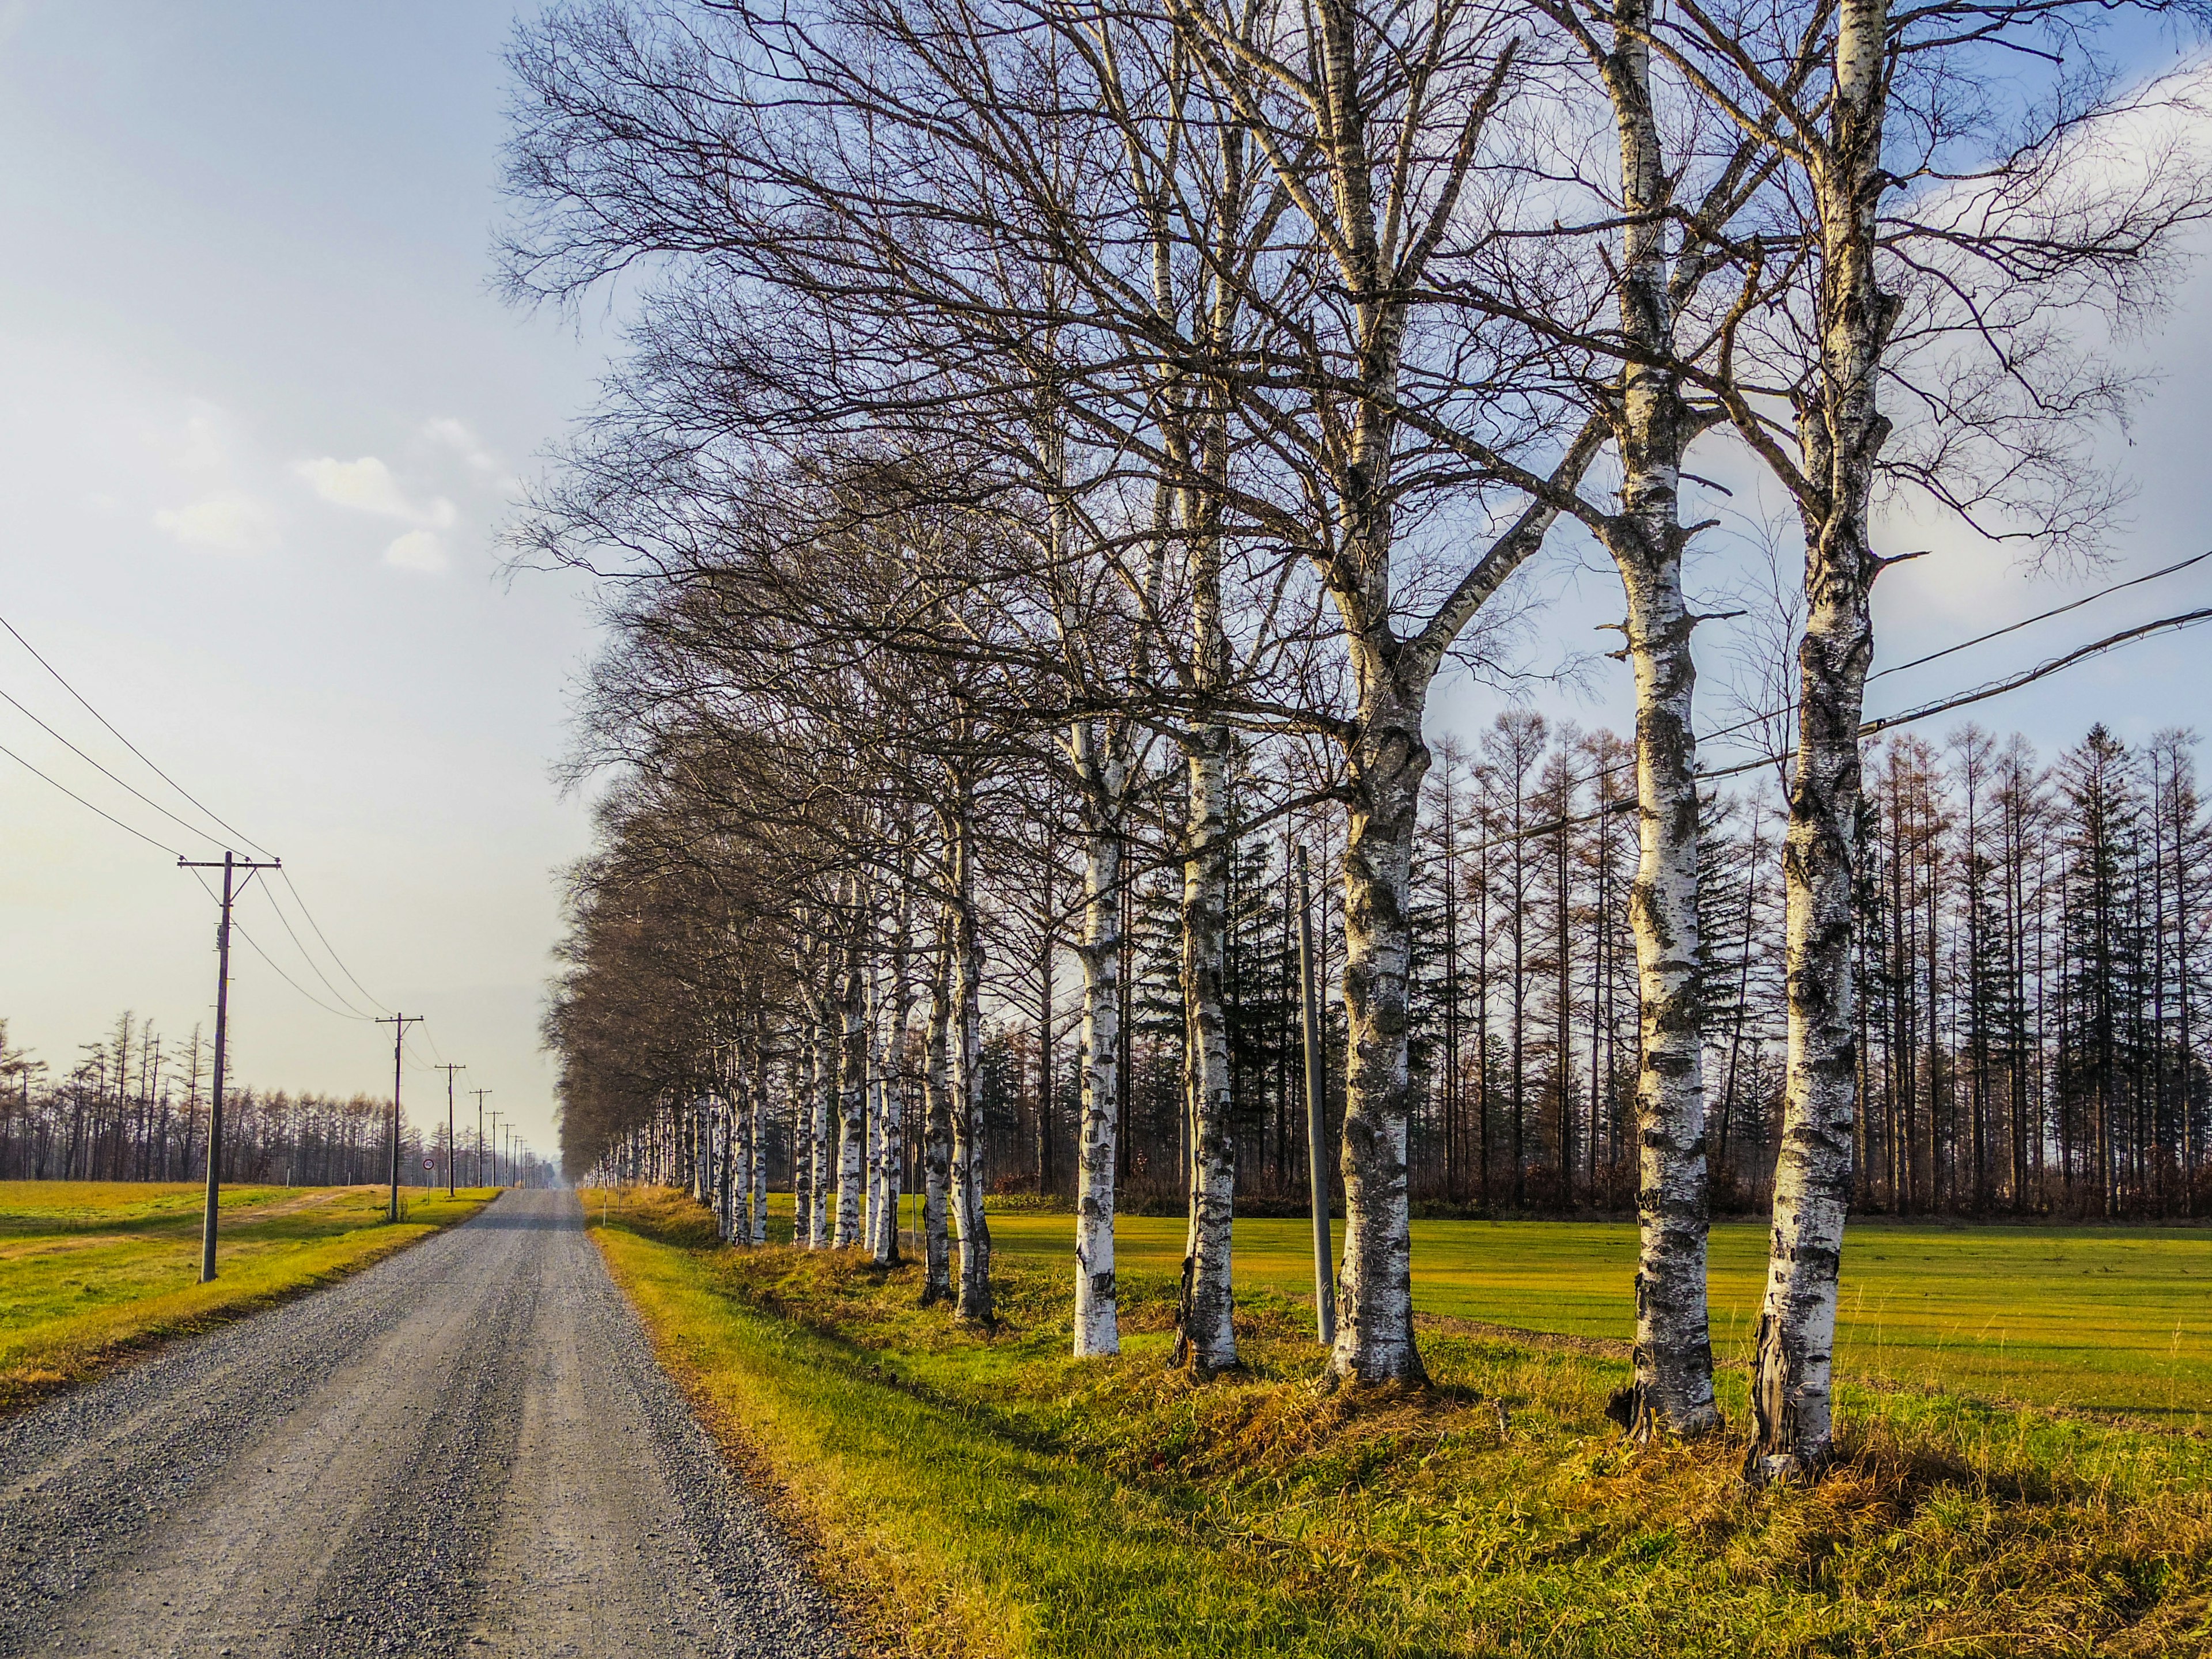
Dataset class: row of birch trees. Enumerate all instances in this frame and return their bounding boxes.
[509,0,2211,1478]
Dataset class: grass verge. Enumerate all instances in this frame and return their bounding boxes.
[594,1186,2212,1659]
[0,1180,498,1412]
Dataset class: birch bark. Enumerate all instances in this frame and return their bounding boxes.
[874,863,912,1266]
[794,1023,817,1247]
[949,804,994,1323]
[1071,718,1128,1355]
[1599,0,1721,1436]
[1176,725,1237,1370]
[809,1009,835,1249]
[749,1010,771,1246]
[834,888,868,1248]
[1748,0,1892,1481]
[921,909,955,1304]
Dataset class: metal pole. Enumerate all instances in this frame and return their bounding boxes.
[1297,846,1336,1348]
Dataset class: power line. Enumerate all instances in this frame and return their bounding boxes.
[0,683,237,854]
[1449,601,2212,856]
[0,609,274,858]
[274,869,386,1011]
[0,737,187,857]
[189,869,376,1024]
[245,883,383,1021]
[1863,547,2212,687]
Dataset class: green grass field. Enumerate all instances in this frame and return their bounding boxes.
[597,1190,2212,1659]
[984,1211,2212,1418]
[0,1180,495,1411]
[740,1194,2212,1418]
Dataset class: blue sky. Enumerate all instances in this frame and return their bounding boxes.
[2,3,2210,1165]
[0,3,605,1158]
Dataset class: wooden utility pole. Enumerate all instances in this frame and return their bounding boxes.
[435,1063,465,1196]
[488,1111,502,1187]
[1296,847,1336,1347]
[472,1088,491,1188]
[376,1014,422,1221]
[179,850,281,1283]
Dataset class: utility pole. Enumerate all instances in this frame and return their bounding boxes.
[471,1088,491,1190]
[375,1014,422,1222]
[1297,847,1336,1348]
[434,1063,464,1197]
[179,849,281,1284]
[488,1111,502,1187]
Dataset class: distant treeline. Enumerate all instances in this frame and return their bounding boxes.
[567,715,2212,1225]
[0,1014,523,1187]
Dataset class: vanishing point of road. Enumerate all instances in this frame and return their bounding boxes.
[0,1190,844,1658]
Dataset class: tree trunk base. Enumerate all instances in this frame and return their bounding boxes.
[1742,1447,1828,1488]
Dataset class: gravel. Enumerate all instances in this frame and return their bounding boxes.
[0,1188,847,1659]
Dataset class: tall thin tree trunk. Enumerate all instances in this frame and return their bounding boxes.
[834,890,868,1248]
[1333,676,1429,1387]
[1747,0,1893,1477]
[921,911,955,1304]
[1073,722,1128,1356]
[949,800,994,1324]
[1176,726,1237,1371]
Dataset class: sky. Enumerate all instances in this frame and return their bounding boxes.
[3,5,2212,1170]
[0,3,608,1163]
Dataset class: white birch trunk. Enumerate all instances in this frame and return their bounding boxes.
[1175,726,1237,1370]
[809,1012,835,1249]
[1071,719,1127,1357]
[834,902,867,1249]
[1749,0,1891,1480]
[1597,13,1722,1430]
[921,918,955,1302]
[793,1026,815,1247]
[949,798,994,1323]
[875,871,912,1267]
[748,1016,770,1247]
[1332,672,1427,1386]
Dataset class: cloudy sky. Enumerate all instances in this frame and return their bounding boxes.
[3,4,2210,1168]
[0,3,605,1161]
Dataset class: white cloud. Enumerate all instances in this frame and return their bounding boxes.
[294,454,455,527]
[151,491,277,554]
[421,416,497,474]
[382,529,448,574]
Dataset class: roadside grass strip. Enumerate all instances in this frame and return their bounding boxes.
[0,1180,498,1411]
[594,1187,2212,1659]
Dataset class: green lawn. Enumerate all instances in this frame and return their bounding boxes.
[599,1190,2212,1659]
[0,1179,495,1410]
[748,1194,2212,1418]
[986,1212,2212,1418]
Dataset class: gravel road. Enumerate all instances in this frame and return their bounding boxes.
[0,1189,846,1659]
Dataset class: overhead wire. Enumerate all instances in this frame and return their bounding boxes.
[0,684,235,854]
[185,866,376,1024]
[0,609,275,858]
[0,737,188,857]
[245,883,385,1021]
[1447,601,2212,857]
[273,869,387,1011]
[1863,547,2212,686]
[0,612,409,1034]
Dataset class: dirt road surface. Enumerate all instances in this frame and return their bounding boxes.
[0,1190,844,1658]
